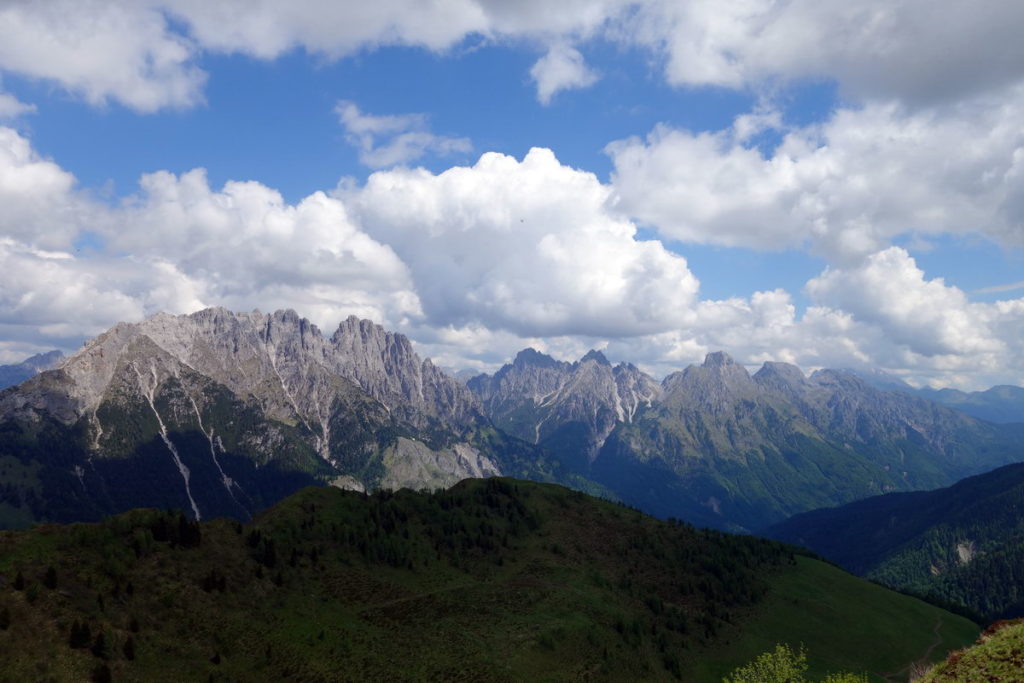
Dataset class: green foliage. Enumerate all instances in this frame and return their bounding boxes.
[768,461,1024,621]
[724,643,809,683]
[919,619,1024,682]
[0,479,977,681]
[724,644,868,683]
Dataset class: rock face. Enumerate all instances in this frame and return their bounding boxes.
[11,308,478,433]
[468,348,660,468]
[0,309,517,528]
[0,350,64,390]
[473,349,1024,531]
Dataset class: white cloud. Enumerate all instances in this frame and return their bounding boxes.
[0,0,204,112]
[806,247,1000,358]
[621,0,1024,105]
[1,125,1023,390]
[110,167,422,330]
[0,237,174,343]
[0,92,34,119]
[0,125,422,351]
[2,2,1023,112]
[0,127,91,250]
[335,101,471,168]
[530,44,599,104]
[608,87,1024,261]
[350,147,699,338]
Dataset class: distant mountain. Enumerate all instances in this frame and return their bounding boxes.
[0,478,977,681]
[0,308,581,528]
[848,368,1024,424]
[471,350,1024,531]
[765,461,1024,621]
[0,350,63,390]
[917,385,1024,424]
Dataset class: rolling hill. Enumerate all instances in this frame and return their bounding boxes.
[0,478,977,682]
[765,462,1024,621]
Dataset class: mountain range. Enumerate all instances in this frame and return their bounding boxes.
[851,368,1024,424]
[1,307,1022,533]
[468,347,1024,530]
[0,308,586,528]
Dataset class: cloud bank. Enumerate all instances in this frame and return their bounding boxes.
[3,2,1024,110]
[0,123,1021,388]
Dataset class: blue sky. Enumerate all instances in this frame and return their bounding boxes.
[0,1,1022,389]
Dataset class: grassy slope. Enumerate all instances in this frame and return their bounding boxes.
[0,479,977,682]
[765,462,1024,621]
[691,557,978,682]
[920,619,1024,682]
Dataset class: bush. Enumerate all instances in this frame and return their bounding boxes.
[723,644,868,683]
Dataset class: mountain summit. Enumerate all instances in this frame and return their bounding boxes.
[471,349,1024,531]
[0,308,561,527]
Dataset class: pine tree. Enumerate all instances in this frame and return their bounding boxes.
[91,631,109,659]
[123,635,136,661]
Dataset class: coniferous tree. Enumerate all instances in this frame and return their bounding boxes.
[91,631,109,659]
[123,635,136,661]
[91,663,112,683]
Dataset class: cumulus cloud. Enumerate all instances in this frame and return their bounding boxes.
[349,147,700,338]
[4,2,1023,112]
[0,0,628,112]
[621,0,1024,105]
[0,237,201,344]
[110,167,422,329]
[608,87,1024,261]
[0,0,204,112]
[335,101,471,168]
[530,44,599,104]
[0,124,422,351]
[1,124,1022,389]
[0,127,93,250]
[806,248,999,358]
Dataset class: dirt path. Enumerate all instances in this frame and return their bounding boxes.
[875,617,944,682]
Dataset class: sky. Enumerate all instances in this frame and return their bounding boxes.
[0,1,1022,390]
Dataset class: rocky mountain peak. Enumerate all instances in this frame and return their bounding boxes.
[703,351,735,367]
[511,347,560,369]
[579,349,611,366]
[754,361,806,386]
[4,308,480,432]
[661,355,757,411]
